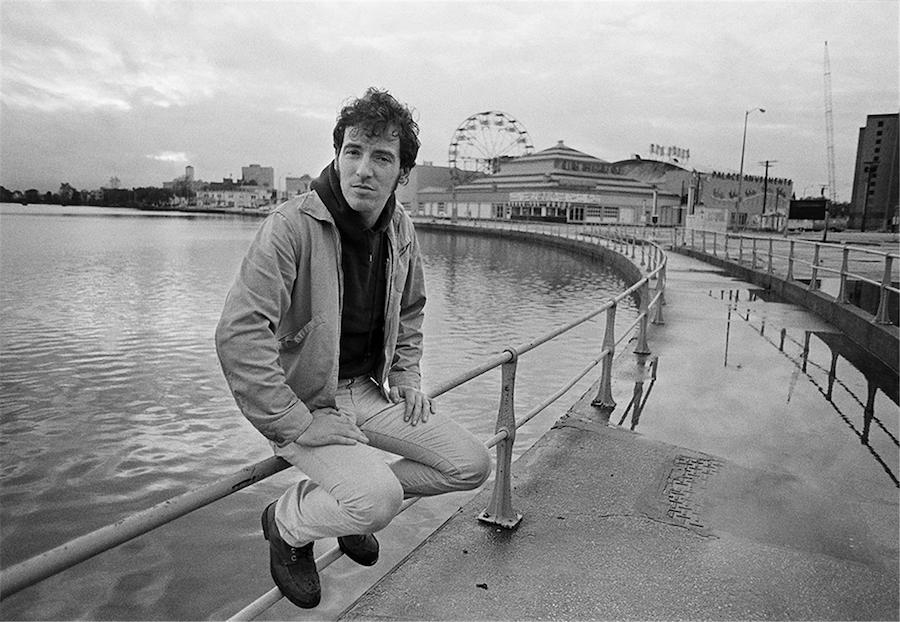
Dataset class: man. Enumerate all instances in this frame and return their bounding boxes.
[215,88,491,609]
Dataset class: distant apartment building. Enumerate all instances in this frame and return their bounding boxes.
[849,113,899,231]
[242,164,275,188]
[163,165,205,195]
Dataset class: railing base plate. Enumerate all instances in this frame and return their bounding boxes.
[477,510,523,530]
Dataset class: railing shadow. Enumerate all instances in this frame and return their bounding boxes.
[715,287,899,488]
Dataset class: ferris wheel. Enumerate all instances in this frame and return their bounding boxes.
[448,111,534,177]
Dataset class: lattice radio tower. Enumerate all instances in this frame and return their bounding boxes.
[824,41,837,204]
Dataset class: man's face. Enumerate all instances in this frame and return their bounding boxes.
[336,125,402,227]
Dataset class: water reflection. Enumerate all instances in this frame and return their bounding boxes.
[716,287,899,487]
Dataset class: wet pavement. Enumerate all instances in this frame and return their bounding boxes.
[339,250,899,621]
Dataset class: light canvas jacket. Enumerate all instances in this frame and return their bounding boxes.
[215,191,426,446]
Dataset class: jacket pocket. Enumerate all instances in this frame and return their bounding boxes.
[277,315,334,402]
[278,316,325,352]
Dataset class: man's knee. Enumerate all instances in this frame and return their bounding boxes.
[343,476,403,532]
[457,440,492,489]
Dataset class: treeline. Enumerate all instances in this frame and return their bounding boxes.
[1,184,186,209]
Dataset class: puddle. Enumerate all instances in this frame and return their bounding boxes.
[718,286,899,486]
[629,283,899,489]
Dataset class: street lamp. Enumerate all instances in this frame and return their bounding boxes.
[736,107,765,229]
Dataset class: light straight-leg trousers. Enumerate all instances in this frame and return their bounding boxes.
[272,376,491,547]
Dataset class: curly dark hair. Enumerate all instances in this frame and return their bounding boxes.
[332,87,420,185]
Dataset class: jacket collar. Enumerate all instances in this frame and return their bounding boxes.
[297,174,406,233]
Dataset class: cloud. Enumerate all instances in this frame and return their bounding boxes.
[147,151,190,163]
[0,1,223,112]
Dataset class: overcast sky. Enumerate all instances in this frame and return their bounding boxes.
[1,0,897,201]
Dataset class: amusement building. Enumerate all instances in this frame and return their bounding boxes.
[396,111,794,232]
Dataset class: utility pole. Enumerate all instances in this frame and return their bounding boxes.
[823,42,837,206]
[758,160,777,227]
[819,184,831,241]
[737,107,765,229]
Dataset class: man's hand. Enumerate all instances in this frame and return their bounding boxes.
[294,408,369,447]
[389,386,434,426]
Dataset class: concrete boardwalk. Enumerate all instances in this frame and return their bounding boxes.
[340,251,899,621]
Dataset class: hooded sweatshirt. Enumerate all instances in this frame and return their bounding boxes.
[311,162,395,379]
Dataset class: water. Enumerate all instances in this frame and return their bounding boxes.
[0,204,636,620]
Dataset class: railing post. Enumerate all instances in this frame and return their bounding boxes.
[640,241,646,266]
[591,303,617,413]
[875,255,894,324]
[787,240,795,280]
[738,236,744,264]
[712,231,718,256]
[751,238,758,269]
[652,268,666,325]
[701,230,707,254]
[808,245,820,291]
[767,238,773,274]
[838,247,850,304]
[634,282,652,355]
[478,353,522,529]
[723,233,729,260]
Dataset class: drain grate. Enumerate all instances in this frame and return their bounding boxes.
[661,454,722,530]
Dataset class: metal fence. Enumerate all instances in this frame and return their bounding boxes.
[675,228,899,325]
[0,222,667,620]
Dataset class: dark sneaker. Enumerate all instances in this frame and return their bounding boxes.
[261,502,321,608]
[338,534,380,566]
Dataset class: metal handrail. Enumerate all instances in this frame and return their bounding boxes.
[1,456,291,598]
[676,227,899,325]
[231,223,665,619]
[1,221,666,619]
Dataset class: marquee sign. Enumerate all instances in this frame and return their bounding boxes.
[509,191,606,205]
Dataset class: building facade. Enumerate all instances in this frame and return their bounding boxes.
[849,113,899,231]
[613,159,793,231]
[285,174,313,199]
[196,178,273,211]
[242,164,275,189]
[395,163,455,214]
[415,142,682,225]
